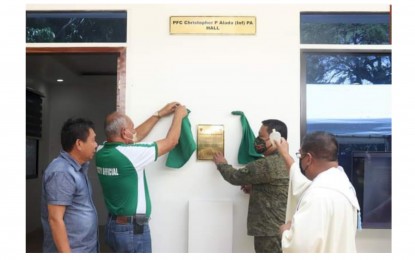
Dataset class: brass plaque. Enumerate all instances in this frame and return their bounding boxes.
[170,16,256,35]
[197,125,224,160]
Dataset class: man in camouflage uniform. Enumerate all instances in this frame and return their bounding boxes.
[212,119,289,253]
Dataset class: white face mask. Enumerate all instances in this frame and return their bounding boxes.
[125,129,139,143]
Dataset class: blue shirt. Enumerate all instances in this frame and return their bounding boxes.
[41,150,98,253]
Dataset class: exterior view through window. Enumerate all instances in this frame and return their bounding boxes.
[301,12,391,229]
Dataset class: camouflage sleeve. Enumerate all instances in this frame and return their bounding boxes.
[216,159,274,185]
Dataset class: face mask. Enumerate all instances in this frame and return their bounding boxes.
[299,156,309,176]
[254,137,269,154]
[125,130,138,143]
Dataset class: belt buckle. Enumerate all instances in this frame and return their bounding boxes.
[115,215,130,224]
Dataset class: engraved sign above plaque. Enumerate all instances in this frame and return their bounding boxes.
[170,16,256,35]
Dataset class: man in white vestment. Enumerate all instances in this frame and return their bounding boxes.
[276,131,361,253]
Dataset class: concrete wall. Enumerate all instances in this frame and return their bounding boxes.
[26,3,391,253]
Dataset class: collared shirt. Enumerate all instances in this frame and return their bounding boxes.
[41,150,98,253]
[95,142,157,217]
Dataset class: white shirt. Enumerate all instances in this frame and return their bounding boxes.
[282,165,360,253]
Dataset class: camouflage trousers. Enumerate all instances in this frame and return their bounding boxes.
[254,235,282,253]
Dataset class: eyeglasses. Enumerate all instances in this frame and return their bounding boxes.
[295,152,306,159]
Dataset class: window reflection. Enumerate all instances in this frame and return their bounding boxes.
[301,13,390,44]
[305,52,392,229]
[26,11,127,43]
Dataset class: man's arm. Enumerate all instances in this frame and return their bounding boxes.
[274,137,294,170]
[48,204,71,253]
[156,105,188,156]
[134,102,180,142]
[212,152,276,185]
[274,138,312,223]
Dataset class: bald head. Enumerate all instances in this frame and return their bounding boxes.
[301,131,338,162]
[104,112,132,139]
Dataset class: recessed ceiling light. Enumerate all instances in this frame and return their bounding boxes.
[57,79,64,82]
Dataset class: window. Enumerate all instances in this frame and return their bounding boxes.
[26,11,127,43]
[301,12,390,44]
[26,138,39,179]
[352,152,391,228]
[26,89,43,138]
[301,12,391,229]
[306,53,391,84]
[26,89,43,179]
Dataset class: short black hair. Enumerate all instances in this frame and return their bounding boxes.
[301,131,338,161]
[61,118,95,152]
[262,119,288,139]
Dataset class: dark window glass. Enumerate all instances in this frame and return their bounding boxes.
[26,138,39,179]
[351,152,391,228]
[26,11,127,43]
[305,52,391,229]
[26,89,43,179]
[306,53,391,85]
[26,89,43,138]
[301,13,390,44]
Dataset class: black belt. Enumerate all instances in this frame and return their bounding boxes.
[109,214,148,224]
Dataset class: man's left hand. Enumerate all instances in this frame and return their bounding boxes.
[213,152,227,165]
[159,102,181,117]
[279,221,292,235]
[241,184,252,194]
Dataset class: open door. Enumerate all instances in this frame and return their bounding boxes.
[26,47,125,252]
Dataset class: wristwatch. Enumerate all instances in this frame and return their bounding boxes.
[153,111,161,119]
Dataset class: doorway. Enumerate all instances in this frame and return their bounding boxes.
[26,47,125,252]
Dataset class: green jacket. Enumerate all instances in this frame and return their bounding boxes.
[217,154,289,236]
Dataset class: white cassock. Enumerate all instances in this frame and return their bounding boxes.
[282,164,360,253]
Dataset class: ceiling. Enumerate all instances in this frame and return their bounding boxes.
[26,53,119,89]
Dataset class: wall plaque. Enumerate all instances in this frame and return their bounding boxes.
[170,16,256,35]
[197,125,224,160]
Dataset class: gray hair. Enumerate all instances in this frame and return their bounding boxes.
[104,112,129,138]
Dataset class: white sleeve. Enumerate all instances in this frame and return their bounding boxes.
[282,190,329,253]
[285,163,312,222]
[116,144,156,170]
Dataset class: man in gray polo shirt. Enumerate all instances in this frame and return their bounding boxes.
[41,118,98,252]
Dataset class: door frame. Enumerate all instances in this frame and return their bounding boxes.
[26,47,126,112]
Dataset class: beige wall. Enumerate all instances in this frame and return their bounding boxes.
[26,3,391,253]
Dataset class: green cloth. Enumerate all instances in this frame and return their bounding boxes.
[232,111,263,164]
[166,109,196,168]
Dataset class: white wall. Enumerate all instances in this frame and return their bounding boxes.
[27,3,391,253]
[124,4,303,252]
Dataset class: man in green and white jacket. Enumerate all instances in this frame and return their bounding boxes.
[96,102,187,253]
